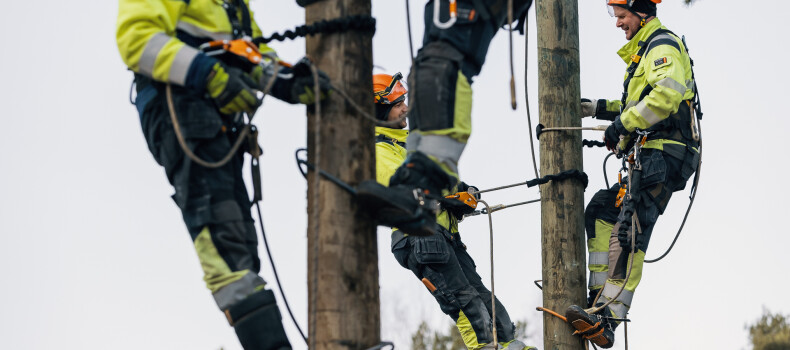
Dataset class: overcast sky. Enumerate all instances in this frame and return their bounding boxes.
[2,1,789,349]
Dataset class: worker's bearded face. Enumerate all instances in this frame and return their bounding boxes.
[387,101,408,129]
[613,6,644,40]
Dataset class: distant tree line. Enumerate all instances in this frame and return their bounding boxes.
[748,309,790,350]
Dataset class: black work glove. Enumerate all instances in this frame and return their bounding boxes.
[617,198,641,252]
[457,182,481,200]
[289,58,332,105]
[582,98,619,121]
[618,226,646,253]
[443,181,480,220]
[617,222,632,252]
[262,57,332,105]
[604,117,628,152]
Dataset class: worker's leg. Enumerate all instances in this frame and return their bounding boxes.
[137,81,290,350]
[407,0,533,177]
[566,148,691,349]
[584,185,622,307]
[392,228,497,350]
[601,147,697,323]
[357,0,533,235]
[453,234,535,350]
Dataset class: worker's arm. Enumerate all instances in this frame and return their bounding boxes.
[116,0,216,90]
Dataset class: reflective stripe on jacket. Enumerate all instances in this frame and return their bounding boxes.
[116,0,275,87]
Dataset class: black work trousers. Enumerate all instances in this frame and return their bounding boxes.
[135,78,265,311]
[392,228,516,348]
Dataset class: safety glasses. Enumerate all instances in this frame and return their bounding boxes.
[374,72,406,104]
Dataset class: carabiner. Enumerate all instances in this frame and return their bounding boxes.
[433,0,457,30]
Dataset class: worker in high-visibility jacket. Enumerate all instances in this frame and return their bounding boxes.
[373,73,534,350]
[357,0,534,237]
[116,1,330,349]
[565,0,701,348]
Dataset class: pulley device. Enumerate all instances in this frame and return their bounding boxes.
[444,188,479,210]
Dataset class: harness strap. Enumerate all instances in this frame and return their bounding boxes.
[620,28,672,110]
[222,0,253,39]
[375,134,406,148]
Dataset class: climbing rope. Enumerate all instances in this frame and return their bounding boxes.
[330,83,406,128]
[479,199,499,348]
[602,152,616,189]
[254,202,308,343]
[164,61,282,169]
[523,10,539,179]
[406,0,415,62]
[508,0,517,111]
[645,119,703,263]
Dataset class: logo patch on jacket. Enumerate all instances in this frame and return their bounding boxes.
[654,57,668,66]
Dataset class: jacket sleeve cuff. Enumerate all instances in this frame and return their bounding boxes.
[270,66,297,104]
[184,53,220,93]
[613,116,629,136]
[594,99,619,121]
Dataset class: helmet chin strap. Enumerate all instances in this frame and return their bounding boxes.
[628,9,650,27]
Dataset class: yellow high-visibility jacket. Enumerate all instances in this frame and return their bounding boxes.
[116,0,274,88]
[375,126,409,186]
[601,18,696,151]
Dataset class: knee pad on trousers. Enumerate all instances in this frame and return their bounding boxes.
[389,151,457,196]
[409,41,464,132]
[226,289,291,350]
[584,185,621,240]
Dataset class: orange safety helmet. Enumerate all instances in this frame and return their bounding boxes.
[607,0,661,7]
[607,0,660,25]
[373,72,407,105]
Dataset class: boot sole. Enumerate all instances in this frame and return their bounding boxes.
[565,305,615,349]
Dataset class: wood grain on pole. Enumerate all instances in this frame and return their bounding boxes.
[536,0,588,349]
[305,1,379,349]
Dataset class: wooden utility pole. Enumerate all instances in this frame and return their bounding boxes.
[305,1,379,349]
[536,0,587,349]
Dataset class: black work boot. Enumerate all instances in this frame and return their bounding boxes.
[357,152,455,236]
[565,304,615,349]
[227,290,292,350]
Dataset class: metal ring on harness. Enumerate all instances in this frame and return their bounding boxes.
[433,0,458,29]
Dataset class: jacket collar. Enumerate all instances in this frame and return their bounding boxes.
[375,126,409,143]
[617,17,665,64]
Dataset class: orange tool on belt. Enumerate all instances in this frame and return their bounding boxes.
[421,278,437,292]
